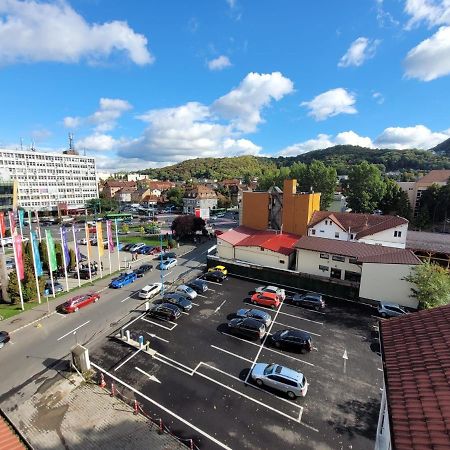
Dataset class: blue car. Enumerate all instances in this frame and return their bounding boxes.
[110,272,137,288]
[138,245,152,254]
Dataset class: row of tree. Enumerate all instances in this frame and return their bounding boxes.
[415,183,450,229]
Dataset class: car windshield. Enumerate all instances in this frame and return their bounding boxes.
[280,330,289,338]
[263,364,276,375]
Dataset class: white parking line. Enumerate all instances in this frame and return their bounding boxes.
[57,320,90,341]
[284,303,326,315]
[196,294,207,298]
[121,289,140,302]
[191,302,200,306]
[122,311,146,330]
[145,332,169,343]
[91,362,232,450]
[203,280,222,285]
[181,311,190,316]
[162,271,173,278]
[141,317,177,331]
[55,312,66,318]
[220,331,315,367]
[274,321,322,337]
[210,345,254,363]
[114,349,143,371]
[96,286,108,293]
[251,304,324,325]
[214,300,227,313]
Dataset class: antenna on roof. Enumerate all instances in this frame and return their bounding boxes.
[83,147,86,156]
[30,139,36,152]
[20,137,23,151]
[68,133,74,151]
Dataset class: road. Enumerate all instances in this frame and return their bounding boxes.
[0,242,211,402]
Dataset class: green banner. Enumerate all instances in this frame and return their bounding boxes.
[45,230,57,272]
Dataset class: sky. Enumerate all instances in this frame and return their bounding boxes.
[1,0,450,172]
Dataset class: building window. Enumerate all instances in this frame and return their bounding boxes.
[394,231,402,238]
[320,253,329,259]
[325,220,328,225]
[332,255,345,262]
[319,265,329,272]
[344,271,361,283]
[330,268,341,279]
[350,233,354,240]
[349,257,358,264]
[311,229,316,235]
[335,232,340,238]
[260,247,264,251]
[279,260,285,264]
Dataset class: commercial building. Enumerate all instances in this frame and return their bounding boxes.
[406,230,450,270]
[0,169,18,211]
[397,169,450,216]
[103,181,136,199]
[0,148,98,213]
[183,185,218,218]
[376,305,450,450]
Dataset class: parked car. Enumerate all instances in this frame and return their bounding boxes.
[270,330,312,353]
[289,292,325,311]
[187,279,208,293]
[175,284,198,299]
[139,283,162,299]
[5,259,14,270]
[44,281,64,296]
[137,245,152,254]
[78,268,97,279]
[203,270,226,283]
[378,302,408,318]
[159,293,192,311]
[134,264,153,278]
[208,265,227,275]
[158,258,177,270]
[122,243,134,251]
[254,285,286,300]
[228,318,266,340]
[250,292,280,309]
[148,303,182,321]
[129,243,146,252]
[161,251,177,260]
[110,271,137,288]
[235,308,272,327]
[77,238,88,245]
[59,292,100,313]
[250,363,308,399]
[0,331,11,349]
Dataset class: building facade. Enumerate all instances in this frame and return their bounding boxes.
[183,185,218,216]
[0,148,98,212]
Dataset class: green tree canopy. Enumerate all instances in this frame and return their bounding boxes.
[379,178,412,219]
[171,215,206,239]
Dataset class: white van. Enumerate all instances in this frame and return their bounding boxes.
[139,283,162,299]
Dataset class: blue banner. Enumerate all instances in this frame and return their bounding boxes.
[73,226,81,262]
[18,209,25,230]
[61,227,70,267]
[31,230,43,276]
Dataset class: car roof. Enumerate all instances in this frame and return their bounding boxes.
[380,302,403,308]
[265,285,280,291]
[257,291,277,299]
[247,309,270,317]
[276,364,302,381]
[277,329,310,339]
[159,302,180,311]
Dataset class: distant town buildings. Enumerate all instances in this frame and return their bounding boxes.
[0,169,17,211]
[102,181,136,199]
[0,148,98,213]
[183,184,218,218]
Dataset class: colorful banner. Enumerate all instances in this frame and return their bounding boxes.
[14,233,24,280]
[85,223,92,259]
[73,226,81,262]
[8,211,16,232]
[61,227,70,267]
[106,220,114,252]
[31,230,43,276]
[45,230,57,272]
[96,222,104,257]
[18,209,25,230]
[0,212,5,238]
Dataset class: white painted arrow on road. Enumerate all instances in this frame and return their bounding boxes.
[343,349,348,374]
[214,300,227,313]
[343,349,348,360]
[135,366,161,384]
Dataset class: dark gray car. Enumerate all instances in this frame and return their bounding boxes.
[290,292,325,311]
[160,293,192,311]
[235,308,272,327]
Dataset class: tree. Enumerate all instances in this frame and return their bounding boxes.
[6,270,20,305]
[39,240,49,272]
[414,205,431,229]
[379,178,412,219]
[346,162,386,213]
[171,215,206,239]
[69,248,76,270]
[405,262,450,309]
[166,187,184,207]
[121,223,129,234]
[138,226,145,235]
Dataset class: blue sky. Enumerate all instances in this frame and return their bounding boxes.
[1,0,450,172]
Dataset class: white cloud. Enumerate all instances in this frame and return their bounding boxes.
[208,55,232,71]
[404,26,450,80]
[212,72,294,132]
[31,128,52,142]
[404,0,450,29]
[77,133,119,152]
[301,88,357,121]
[374,124,450,148]
[0,0,153,65]
[226,0,237,8]
[63,116,81,129]
[376,0,399,27]
[372,92,385,104]
[338,37,380,67]
[279,131,374,156]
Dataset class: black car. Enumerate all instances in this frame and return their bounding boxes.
[270,330,312,353]
[0,331,10,349]
[134,264,153,278]
[148,303,182,321]
[159,293,192,311]
[122,243,134,251]
[203,270,226,283]
[289,292,325,311]
[161,251,177,260]
[78,268,97,279]
[187,279,208,293]
[227,318,266,340]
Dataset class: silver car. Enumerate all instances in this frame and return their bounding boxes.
[235,308,272,327]
[250,363,308,399]
[176,284,198,299]
[254,285,286,300]
[378,302,408,318]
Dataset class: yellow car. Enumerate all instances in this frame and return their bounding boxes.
[208,265,228,275]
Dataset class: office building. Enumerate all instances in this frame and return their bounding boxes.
[0,148,98,213]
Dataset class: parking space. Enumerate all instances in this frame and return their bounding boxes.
[90,276,383,450]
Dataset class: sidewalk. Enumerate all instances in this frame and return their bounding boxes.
[0,243,196,334]
[1,365,186,450]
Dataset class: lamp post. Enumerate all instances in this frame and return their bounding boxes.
[160,233,164,296]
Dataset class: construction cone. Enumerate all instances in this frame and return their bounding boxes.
[99,373,106,388]
[133,399,139,415]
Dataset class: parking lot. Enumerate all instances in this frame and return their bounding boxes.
[90,276,383,450]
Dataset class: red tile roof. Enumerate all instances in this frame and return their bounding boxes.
[104,180,136,188]
[0,414,26,450]
[295,236,421,264]
[380,305,450,450]
[218,226,299,255]
[308,211,408,239]
[417,170,450,185]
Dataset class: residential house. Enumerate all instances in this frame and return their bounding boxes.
[307,211,409,249]
[103,181,136,199]
[397,169,450,216]
[406,230,450,270]
[114,186,135,203]
[127,173,148,182]
[183,185,218,217]
[375,305,450,449]
[146,180,176,193]
[131,188,152,203]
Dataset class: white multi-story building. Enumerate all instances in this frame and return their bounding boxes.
[0,148,98,212]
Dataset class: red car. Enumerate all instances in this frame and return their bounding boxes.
[60,293,100,313]
[250,292,280,309]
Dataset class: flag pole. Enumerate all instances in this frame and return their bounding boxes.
[60,227,69,292]
[35,211,42,242]
[11,230,24,310]
[85,223,92,283]
[0,213,5,255]
[96,221,103,279]
[45,231,56,298]
[107,220,112,275]
[72,225,81,287]
[115,219,121,271]
[18,210,23,238]
[28,211,41,304]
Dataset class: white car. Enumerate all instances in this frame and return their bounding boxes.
[139,283,162,299]
[129,243,146,252]
[254,285,286,300]
[77,238,88,245]
[158,258,177,270]
[176,284,198,299]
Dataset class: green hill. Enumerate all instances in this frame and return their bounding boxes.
[428,137,450,156]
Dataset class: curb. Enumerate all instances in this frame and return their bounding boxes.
[10,311,57,334]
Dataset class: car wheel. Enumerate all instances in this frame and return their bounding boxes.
[314,306,319,311]
[74,307,79,312]
[0,342,4,349]
[255,378,263,387]
[274,341,281,349]
[94,297,98,303]
[381,313,387,318]
[287,391,296,400]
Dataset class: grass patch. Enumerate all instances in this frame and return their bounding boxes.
[119,236,163,247]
